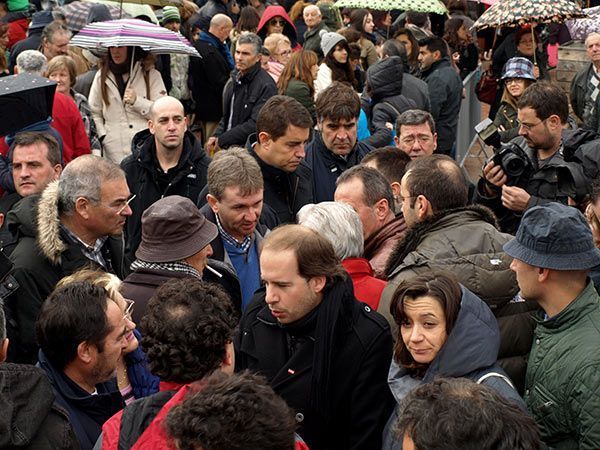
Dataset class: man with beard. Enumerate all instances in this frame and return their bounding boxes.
[122,96,210,265]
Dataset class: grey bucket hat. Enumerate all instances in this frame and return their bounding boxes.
[503,202,600,270]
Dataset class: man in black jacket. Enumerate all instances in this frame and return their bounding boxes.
[205,32,278,152]
[121,96,211,266]
[245,95,314,224]
[235,225,394,450]
[418,36,462,155]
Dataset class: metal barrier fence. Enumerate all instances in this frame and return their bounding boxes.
[455,67,482,166]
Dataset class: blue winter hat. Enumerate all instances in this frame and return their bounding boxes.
[501,57,536,81]
[503,202,600,270]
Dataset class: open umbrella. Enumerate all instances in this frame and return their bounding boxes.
[566,6,600,40]
[472,0,588,30]
[335,0,447,15]
[69,19,200,57]
[58,1,131,32]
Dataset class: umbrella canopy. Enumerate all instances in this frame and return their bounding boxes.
[473,0,588,30]
[119,0,182,7]
[335,0,447,15]
[69,19,200,57]
[58,1,131,32]
[566,6,600,40]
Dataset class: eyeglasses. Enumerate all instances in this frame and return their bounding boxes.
[269,19,286,26]
[116,194,136,215]
[399,195,415,203]
[277,49,292,56]
[400,136,432,146]
[505,78,524,85]
[123,299,135,320]
[518,118,546,131]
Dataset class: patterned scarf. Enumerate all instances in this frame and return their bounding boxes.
[130,259,201,279]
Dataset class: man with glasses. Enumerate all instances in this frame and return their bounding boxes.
[379,154,536,394]
[394,109,438,159]
[476,81,588,233]
[4,155,131,364]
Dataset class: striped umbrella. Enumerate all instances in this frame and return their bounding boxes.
[69,19,200,57]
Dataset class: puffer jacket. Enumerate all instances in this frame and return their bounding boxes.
[363,57,418,148]
[382,286,526,450]
[379,205,537,393]
[0,363,79,449]
[524,281,600,449]
[88,61,166,163]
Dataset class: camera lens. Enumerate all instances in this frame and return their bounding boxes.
[502,154,525,177]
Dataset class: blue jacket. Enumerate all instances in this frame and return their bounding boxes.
[37,350,124,450]
[304,131,373,203]
[125,329,160,400]
[382,286,526,450]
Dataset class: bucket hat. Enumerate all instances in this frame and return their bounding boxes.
[503,202,600,270]
[501,57,536,81]
[29,11,54,31]
[136,196,218,263]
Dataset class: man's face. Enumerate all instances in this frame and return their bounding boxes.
[12,143,61,197]
[214,22,233,42]
[148,100,187,153]
[587,35,600,65]
[235,43,260,73]
[395,123,437,159]
[259,124,310,172]
[334,177,380,240]
[90,300,128,385]
[185,244,213,273]
[517,107,553,151]
[509,258,541,301]
[86,177,132,237]
[43,31,69,59]
[303,7,321,29]
[418,46,437,71]
[163,21,180,32]
[319,117,358,157]
[209,186,263,242]
[400,172,419,228]
[261,248,323,324]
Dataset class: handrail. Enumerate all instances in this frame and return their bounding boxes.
[455,66,482,166]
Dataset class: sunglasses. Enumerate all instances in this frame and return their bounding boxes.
[269,19,286,26]
[123,299,135,320]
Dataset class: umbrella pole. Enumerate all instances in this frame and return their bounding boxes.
[120,0,123,19]
[531,25,537,66]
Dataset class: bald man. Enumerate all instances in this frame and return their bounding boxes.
[121,96,211,265]
[303,5,329,58]
[191,13,235,140]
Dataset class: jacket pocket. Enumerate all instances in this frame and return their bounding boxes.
[530,384,567,437]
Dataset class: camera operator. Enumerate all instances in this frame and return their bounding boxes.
[476,81,587,234]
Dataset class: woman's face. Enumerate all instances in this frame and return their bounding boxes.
[332,44,348,64]
[400,295,447,365]
[505,78,527,98]
[457,24,469,42]
[48,68,71,95]
[517,33,534,56]
[397,34,412,55]
[0,31,8,50]
[274,41,292,65]
[383,12,392,27]
[117,297,138,355]
[363,13,374,34]
[267,16,286,35]
[110,46,128,65]
[311,63,318,80]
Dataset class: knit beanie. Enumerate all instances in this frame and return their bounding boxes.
[320,30,346,58]
[162,6,180,24]
[7,0,28,12]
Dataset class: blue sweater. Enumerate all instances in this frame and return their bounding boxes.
[223,239,261,310]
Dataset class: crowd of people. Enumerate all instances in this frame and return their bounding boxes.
[2,0,600,448]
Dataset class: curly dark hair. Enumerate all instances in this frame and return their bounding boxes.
[166,371,296,450]
[140,279,237,383]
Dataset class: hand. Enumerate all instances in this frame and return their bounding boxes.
[483,161,507,187]
[501,185,530,212]
[385,122,393,130]
[123,88,137,105]
[452,52,460,62]
[533,65,540,79]
[205,137,218,154]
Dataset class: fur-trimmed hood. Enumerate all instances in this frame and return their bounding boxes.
[385,205,500,277]
[36,180,66,265]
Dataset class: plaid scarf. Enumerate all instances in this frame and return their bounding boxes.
[215,214,253,253]
[130,259,202,279]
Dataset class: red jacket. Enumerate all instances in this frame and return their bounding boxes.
[256,5,301,50]
[52,92,91,163]
[342,258,387,310]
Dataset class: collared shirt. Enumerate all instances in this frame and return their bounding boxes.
[215,214,253,253]
[60,225,108,269]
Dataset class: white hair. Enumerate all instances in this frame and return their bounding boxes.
[16,50,47,76]
[297,202,363,260]
[585,32,600,48]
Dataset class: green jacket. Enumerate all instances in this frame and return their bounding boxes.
[284,79,316,125]
[525,281,600,449]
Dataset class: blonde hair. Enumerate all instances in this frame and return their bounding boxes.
[57,269,125,308]
[264,33,291,56]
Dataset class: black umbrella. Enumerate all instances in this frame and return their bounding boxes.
[0,74,57,137]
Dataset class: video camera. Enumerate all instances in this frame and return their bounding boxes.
[475,118,533,187]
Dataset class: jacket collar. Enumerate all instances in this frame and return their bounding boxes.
[364,214,406,258]
[233,62,262,84]
[534,281,599,332]
[341,258,374,277]
[421,56,451,78]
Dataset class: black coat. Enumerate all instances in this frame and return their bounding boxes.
[245,134,314,224]
[191,33,232,122]
[305,132,373,203]
[121,129,211,267]
[214,63,278,148]
[421,57,462,154]
[235,279,395,450]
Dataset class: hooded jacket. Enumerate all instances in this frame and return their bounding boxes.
[0,362,79,449]
[382,286,526,450]
[379,205,537,393]
[5,182,125,363]
[363,57,418,148]
[121,128,211,266]
[257,6,300,49]
[304,131,373,203]
[420,57,462,154]
[38,351,124,450]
